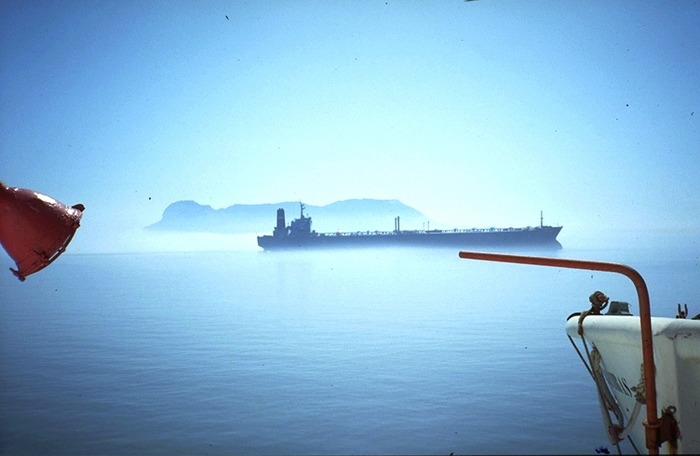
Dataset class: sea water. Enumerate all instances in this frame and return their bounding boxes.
[1,242,698,455]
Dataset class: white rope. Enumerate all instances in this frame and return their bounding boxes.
[575,331,643,454]
[569,304,644,454]
[618,365,645,441]
[589,346,625,445]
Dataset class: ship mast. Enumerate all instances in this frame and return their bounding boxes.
[540,210,543,228]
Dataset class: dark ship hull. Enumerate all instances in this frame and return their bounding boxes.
[257,204,562,250]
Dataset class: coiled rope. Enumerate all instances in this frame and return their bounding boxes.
[567,292,644,455]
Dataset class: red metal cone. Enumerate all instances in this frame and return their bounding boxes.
[0,182,84,281]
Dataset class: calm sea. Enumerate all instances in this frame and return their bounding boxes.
[1,242,697,455]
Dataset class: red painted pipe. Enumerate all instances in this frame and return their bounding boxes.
[0,182,84,281]
[458,250,659,454]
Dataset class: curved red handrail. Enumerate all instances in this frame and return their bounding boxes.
[458,250,659,454]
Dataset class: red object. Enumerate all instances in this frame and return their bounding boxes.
[0,182,84,281]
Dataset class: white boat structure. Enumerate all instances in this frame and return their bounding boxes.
[459,251,700,455]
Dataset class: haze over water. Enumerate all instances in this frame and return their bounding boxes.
[2,1,699,454]
[2,240,697,455]
[2,2,698,255]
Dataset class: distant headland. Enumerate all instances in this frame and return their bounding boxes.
[147,199,430,234]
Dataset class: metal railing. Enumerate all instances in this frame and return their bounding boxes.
[458,250,660,454]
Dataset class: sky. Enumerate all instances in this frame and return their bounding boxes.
[1,0,699,253]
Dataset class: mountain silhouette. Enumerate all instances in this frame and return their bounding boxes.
[147,199,431,234]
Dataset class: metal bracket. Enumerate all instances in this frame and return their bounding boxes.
[658,406,680,451]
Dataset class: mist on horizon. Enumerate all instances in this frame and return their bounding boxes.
[1,2,698,256]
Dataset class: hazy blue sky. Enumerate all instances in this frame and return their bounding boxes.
[2,1,699,253]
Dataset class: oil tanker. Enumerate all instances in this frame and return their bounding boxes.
[257,203,562,250]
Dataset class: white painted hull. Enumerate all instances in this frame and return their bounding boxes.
[566,316,700,454]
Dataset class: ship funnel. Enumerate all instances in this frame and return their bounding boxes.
[273,208,288,237]
[276,208,285,230]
